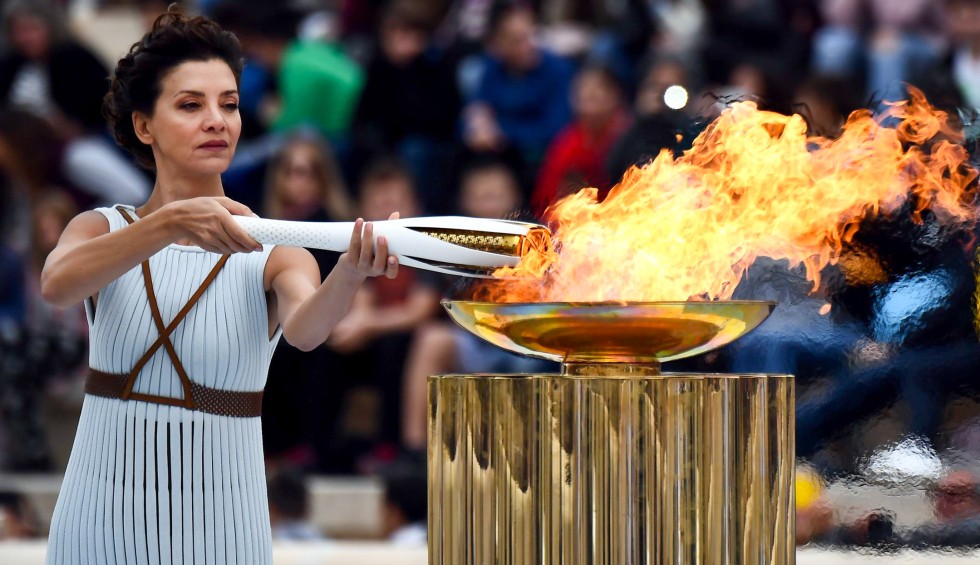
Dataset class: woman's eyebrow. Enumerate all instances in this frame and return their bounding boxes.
[172,89,239,98]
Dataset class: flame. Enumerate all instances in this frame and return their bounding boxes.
[478,88,978,303]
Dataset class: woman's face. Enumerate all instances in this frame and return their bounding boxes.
[9,14,50,60]
[137,59,241,177]
[460,169,519,219]
[574,73,620,125]
[361,178,418,221]
[381,22,426,66]
[277,143,322,206]
[637,62,687,116]
[492,10,539,72]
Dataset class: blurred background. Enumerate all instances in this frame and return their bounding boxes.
[2,0,980,559]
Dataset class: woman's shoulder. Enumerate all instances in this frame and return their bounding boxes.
[59,209,112,243]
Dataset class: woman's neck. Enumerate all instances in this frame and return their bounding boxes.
[137,165,225,217]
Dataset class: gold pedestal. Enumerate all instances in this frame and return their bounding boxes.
[427,372,795,564]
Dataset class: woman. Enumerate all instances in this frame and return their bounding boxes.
[262,132,354,223]
[0,0,150,206]
[40,9,397,563]
[260,132,353,467]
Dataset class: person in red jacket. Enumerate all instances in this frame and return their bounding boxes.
[530,63,630,219]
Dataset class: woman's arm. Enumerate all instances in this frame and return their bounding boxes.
[267,218,398,352]
[40,197,260,308]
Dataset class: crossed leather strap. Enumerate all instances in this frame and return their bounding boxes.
[84,206,264,418]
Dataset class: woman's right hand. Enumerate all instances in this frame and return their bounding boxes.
[161,197,264,254]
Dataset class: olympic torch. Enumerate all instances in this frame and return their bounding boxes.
[233,216,552,277]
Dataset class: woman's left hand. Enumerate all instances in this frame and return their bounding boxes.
[338,212,400,281]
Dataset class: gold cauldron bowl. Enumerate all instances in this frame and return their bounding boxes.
[442,299,775,371]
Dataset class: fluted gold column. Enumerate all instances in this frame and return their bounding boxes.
[428,372,794,565]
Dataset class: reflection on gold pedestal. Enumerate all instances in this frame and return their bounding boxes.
[428,372,795,565]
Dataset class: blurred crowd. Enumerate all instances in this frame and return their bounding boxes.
[3,0,980,546]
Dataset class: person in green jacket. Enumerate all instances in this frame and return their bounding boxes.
[275,40,364,138]
[214,4,363,140]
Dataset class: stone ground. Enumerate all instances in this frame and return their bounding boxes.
[2,542,979,564]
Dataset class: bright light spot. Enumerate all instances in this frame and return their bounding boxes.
[863,436,943,487]
[664,85,688,110]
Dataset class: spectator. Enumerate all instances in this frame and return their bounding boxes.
[27,192,85,344]
[792,74,862,138]
[606,56,693,181]
[267,470,325,541]
[0,140,85,472]
[261,132,353,468]
[352,0,460,214]
[27,191,87,469]
[462,2,574,169]
[400,158,554,452]
[813,0,949,103]
[381,471,428,545]
[0,110,65,249]
[0,239,34,470]
[946,0,980,111]
[262,132,355,224]
[0,190,87,472]
[217,2,364,140]
[531,64,630,217]
[0,0,149,206]
[701,0,806,113]
[355,1,459,151]
[305,158,440,471]
[0,491,38,539]
[329,156,440,363]
[584,0,707,92]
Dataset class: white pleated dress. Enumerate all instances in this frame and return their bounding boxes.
[47,205,282,564]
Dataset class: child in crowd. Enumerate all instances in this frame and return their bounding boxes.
[531,64,630,218]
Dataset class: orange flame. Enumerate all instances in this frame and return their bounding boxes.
[479,88,978,303]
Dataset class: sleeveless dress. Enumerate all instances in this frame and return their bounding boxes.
[47,205,282,564]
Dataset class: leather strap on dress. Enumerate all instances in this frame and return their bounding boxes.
[86,368,264,418]
[84,206,262,418]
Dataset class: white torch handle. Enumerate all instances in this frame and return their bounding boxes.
[233,216,354,252]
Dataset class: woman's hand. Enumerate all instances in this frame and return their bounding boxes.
[161,196,263,254]
[264,212,400,352]
[337,214,400,281]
